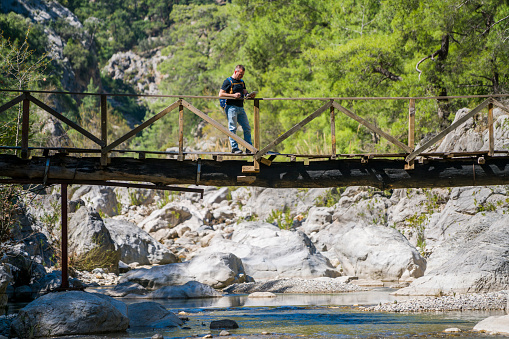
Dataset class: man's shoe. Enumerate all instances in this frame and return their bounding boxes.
[245,149,253,155]
[231,149,242,154]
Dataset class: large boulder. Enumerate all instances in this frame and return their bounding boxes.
[333,224,426,282]
[127,301,182,328]
[103,218,177,265]
[119,252,249,289]
[68,207,120,272]
[395,212,509,295]
[70,185,119,217]
[0,266,11,315]
[10,291,129,337]
[474,314,509,335]
[196,222,340,280]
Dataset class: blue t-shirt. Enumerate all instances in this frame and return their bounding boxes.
[221,77,246,107]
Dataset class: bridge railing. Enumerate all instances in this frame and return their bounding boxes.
[1,89,509,173]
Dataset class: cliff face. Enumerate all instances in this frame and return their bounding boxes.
[1,0,84,92]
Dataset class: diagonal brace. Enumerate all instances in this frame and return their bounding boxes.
[405,98,492,162]
[103,100,181,153]
[332,102,412,153]
[29,94,105,147]
[255,100,333,161]
[181,100,257,153]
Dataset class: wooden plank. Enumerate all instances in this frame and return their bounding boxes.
[332,102,412,153]
[492,99,509,115]
[181,100,257,153]
[104,100,180,153]
[254,99,260,149]
[21,97,30,159]
[406,99,416,170]
[178,102,184,161]
[4,154,509,189]
[405,99,492,162]
[488,103,494,157]
[330,106,336,157]
[0,93,25,114]
[29,95,105,147]
[254,100,333,161]
[100,95,108,166]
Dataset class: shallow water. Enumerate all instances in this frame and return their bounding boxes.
[11,289,509,338]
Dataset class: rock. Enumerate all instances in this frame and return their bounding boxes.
[204,187,230,205]
[0,266,11,314]
[248,292,276,298]
[443,328,462,333]
[138,203,193,234]
[68,206,120,272]
[119,252,249,289]
[219,329,230,336]
[127,301,182,328]
[147,281,223,299]
[104,218,177,265]
[10,291,129,337]
[333,224,426,282]
[152,334,164,339]
[103,281,148,298]
[196,222,339,280]
[395,212,509,295]
[210,319,239,329]
[474,315,509,334]
[71,185,119,217]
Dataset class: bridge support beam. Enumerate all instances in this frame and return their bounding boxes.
[2,154,509,189]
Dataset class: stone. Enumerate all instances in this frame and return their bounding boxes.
[147,281,223,299]
[210,319,239,329]
[119,252,249,289]
[248,292,276,298]
[395,212,509,295]
[104,218,177,265]
[196,222,339,280]
[443,328,462,333]
[333,224,426,281]
[10,291,129,337]
[127,301,183,328]
[219,329,230,336]
[474,315,509,334]
[68,206,119,272]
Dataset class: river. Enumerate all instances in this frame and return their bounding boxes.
[20,288,503,339]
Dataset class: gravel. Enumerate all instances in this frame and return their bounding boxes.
[223,277,367,294]
[363,290,509,312]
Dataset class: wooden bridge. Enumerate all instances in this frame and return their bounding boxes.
[1,89,509,190]
[2,89,509,288]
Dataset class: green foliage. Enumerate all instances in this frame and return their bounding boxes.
[314,188,345,207]
[0,185,22,254]
[266,207,294,230]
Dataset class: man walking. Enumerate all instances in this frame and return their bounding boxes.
[219,65,256,154]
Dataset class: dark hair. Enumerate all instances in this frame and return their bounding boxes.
[235,65,245,72]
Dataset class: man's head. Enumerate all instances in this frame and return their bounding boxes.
[233,65,245,79]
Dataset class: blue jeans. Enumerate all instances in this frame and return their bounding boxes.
[225,105,252,150]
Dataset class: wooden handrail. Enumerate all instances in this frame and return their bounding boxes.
[2,88,509,170]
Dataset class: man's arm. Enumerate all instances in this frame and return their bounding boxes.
[219,89,241,98]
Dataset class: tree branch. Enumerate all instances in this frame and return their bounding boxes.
[415,50,439,80]
[480,14,509,37]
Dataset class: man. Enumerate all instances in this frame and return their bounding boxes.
[219,65,256,154]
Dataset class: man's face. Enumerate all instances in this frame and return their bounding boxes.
[235,69,245,79]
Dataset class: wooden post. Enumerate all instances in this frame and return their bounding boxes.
[330,105,336,159]
[178,100,184,161]
[60,183,69,289]
[21,93,30,159]
[100,95,108,166]
[488,102,494,157]
[405,99,416,170]
[254,99,260,149]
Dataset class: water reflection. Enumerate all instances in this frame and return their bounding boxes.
[118,288,415,310]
